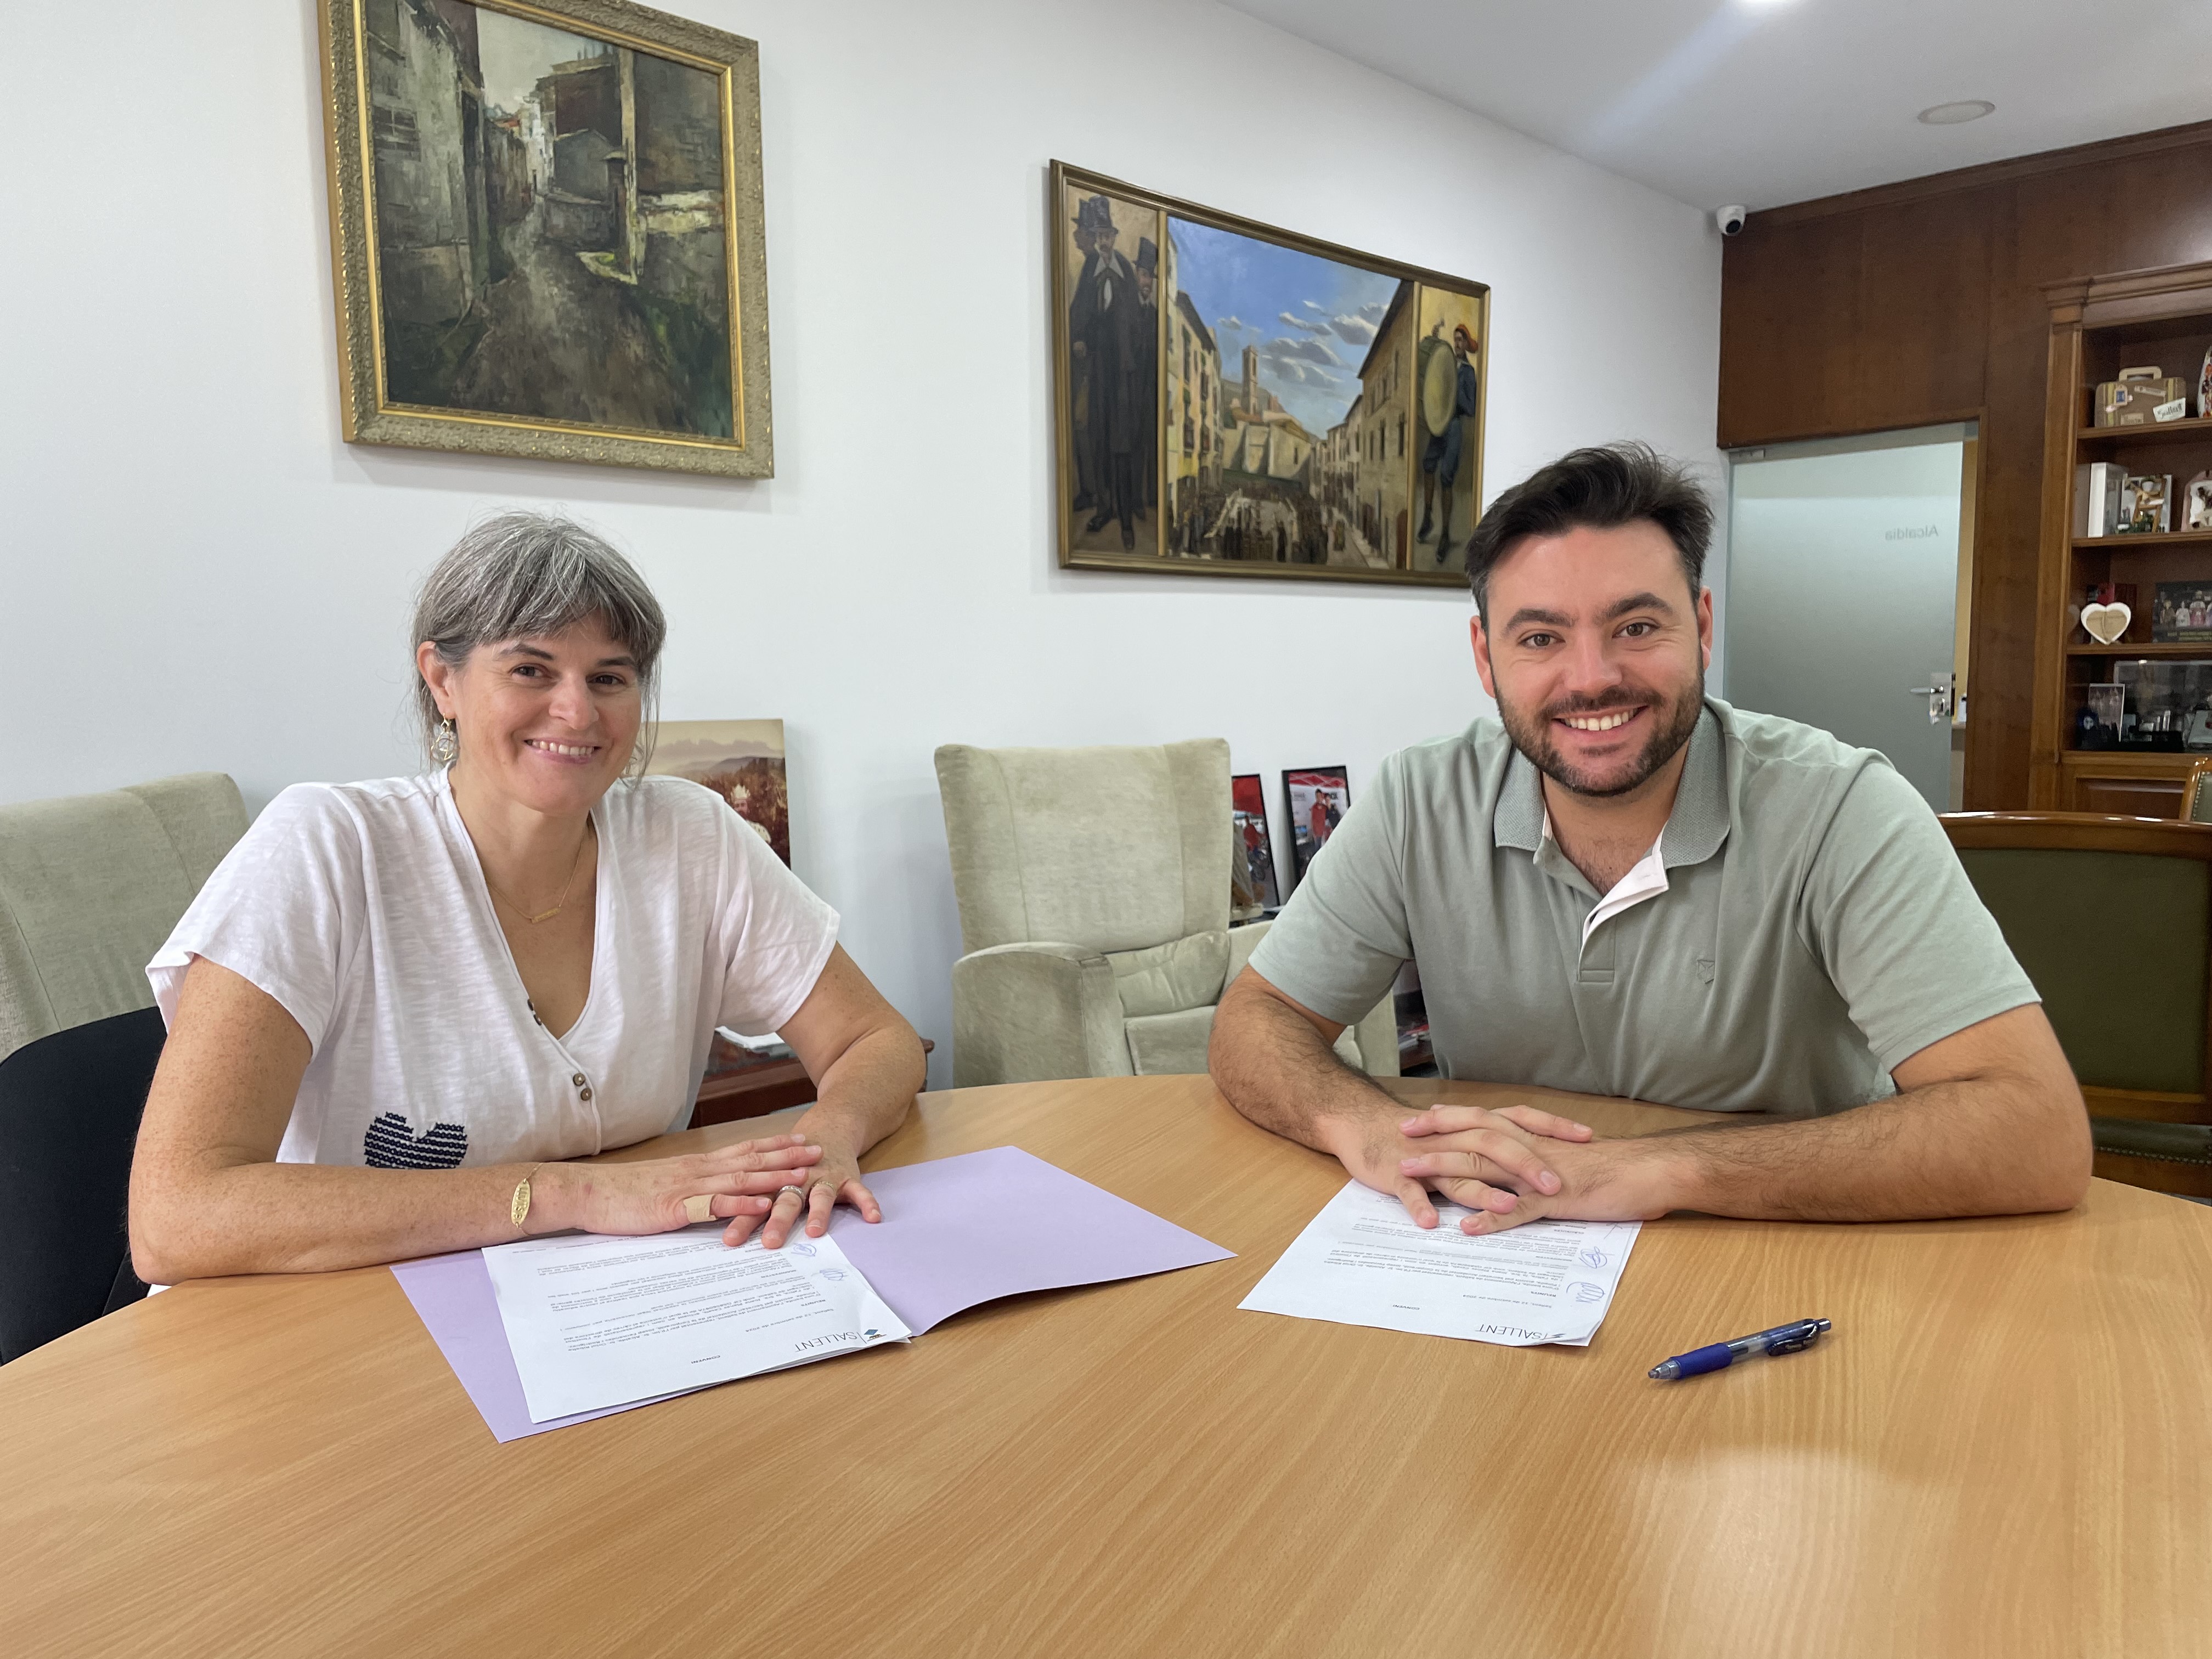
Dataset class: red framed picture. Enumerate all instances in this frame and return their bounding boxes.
[1283,766,1349,890]
[1231,772,1280,916]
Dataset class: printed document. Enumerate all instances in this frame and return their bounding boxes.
[1239,1181,1641,1347]
[482,1223,910,1421]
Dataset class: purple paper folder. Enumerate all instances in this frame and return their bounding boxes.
[392,1145,1233,1442]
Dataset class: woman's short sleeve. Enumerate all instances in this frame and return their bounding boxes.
[146,786,363,1052]
[712,810,839,1037]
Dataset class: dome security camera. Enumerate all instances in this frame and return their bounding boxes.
[1717,205,1748,237]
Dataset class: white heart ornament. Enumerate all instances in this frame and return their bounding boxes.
[2083,602,2131,645]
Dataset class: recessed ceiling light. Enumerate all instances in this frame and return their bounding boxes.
[1918,100,1995,125]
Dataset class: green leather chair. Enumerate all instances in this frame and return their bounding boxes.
[934,739,1397,1087]
[1941,811,2212,1198]
[0,773,249,1359]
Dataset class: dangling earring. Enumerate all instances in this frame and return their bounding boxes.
[430,718,459,765]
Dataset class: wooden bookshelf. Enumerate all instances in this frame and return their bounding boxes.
[2072,529,2212,550]
[2076,414,2212,445]
[2034,261,2212,814]
[2066,641,2212,658]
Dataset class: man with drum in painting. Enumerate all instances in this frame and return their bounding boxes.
[1417,321,1481,560]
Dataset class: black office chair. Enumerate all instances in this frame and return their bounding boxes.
[0,774,247,1362]
[0,1009,170,1359]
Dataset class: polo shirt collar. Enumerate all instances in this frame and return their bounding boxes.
[1494,741,1547,854]
[1660,706,1730,870]
[1491,702,1731,870]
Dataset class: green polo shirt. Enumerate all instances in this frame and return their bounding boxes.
[1248,698,2038,1113]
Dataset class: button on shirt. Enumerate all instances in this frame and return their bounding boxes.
[1248,699,2039,1114]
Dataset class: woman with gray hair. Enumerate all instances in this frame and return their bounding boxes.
[129,511,922,1282]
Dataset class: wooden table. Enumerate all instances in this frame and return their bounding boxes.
[5,1076,2210,1657]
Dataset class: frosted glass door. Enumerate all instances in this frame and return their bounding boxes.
[1725,431,1966,811]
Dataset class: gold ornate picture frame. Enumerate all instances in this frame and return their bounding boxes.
[1052,161,1488,587]
[318,0,771,477]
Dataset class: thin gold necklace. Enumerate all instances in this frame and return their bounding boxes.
[484,823,594,924]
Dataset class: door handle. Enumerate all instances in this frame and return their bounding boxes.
[1906,676,1954,725]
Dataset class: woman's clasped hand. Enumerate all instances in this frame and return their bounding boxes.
[533,1132,827,1238]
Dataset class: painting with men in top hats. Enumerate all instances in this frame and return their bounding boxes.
[1051,162,1488,588]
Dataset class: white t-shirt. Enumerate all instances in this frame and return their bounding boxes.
[148,771,838,1170]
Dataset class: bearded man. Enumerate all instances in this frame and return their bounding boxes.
[1209,442,2089,1234]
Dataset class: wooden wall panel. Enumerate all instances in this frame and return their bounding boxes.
[1849,193,1991,430]
[1716,214,1863,447]
[1966,183,2042,809]
[1718,196,1991,449]
[1718,123,2212,809]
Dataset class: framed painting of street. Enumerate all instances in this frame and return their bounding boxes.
[1051,161,1487,586]
[318,0,772,477]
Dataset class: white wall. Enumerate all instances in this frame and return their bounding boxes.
[1,0,1723,1086]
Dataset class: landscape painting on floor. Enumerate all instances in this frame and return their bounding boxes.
[647,720,791,865]
[319,0,772,476]
[1052,162,1487,587]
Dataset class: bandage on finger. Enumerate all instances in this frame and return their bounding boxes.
[682,1193,716,1223]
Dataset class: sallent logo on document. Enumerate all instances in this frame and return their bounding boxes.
[793,1328,879,1353]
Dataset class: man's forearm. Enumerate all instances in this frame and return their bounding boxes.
[1209,970,1398,1154]
[1644,1071,2090,1223]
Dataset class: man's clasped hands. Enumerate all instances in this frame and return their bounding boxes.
[1323,1102,1688,1238]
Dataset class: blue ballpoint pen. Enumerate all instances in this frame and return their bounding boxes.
[1648,1317,1831,1380]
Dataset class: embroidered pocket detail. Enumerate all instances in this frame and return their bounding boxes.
[364,1112,470,1170]
[1695,958,1716,985]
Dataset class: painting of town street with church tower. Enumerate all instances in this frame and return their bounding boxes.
[1051,162,1487,587]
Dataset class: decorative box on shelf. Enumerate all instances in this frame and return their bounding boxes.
[2094,372,2190,428]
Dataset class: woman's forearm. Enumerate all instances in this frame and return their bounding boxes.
[132,1132,825,1283]
[795,1019,924,1155]
[129,1157,566,1283]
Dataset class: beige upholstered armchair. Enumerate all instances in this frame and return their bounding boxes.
[934,739,1398,1087]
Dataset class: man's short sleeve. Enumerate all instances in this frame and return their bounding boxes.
[1246,760,1412,1025]
[1800,761,2039,1072]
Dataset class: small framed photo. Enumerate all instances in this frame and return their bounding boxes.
[1283,766,1350,890]
[2084,682,2124,747]
[1230,774,1280,917]
[2118,472,2172,535]
[2153,584,2212,644]
[2185,471,2212,532]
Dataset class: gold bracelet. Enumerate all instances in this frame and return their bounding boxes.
[510,1163,546,1233]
